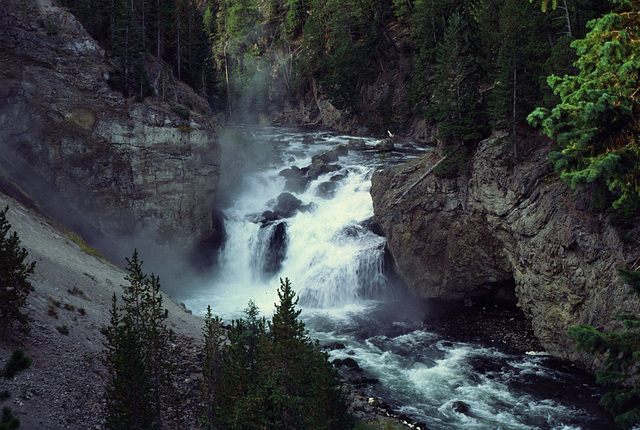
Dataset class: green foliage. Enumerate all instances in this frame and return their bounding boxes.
[300,0,387,113]
[2,350,32,379]
[430,12,486,145]
[171,104,191,119]
[202,278,353,429]
[0,206,35,336]
[103,250,178,430]
[56,325,70,335]
[0,406,19,430]
[568,267,640,429]
[103,294,155,430]
[434,146,470,178]
[528,1,640,211]
[285,0,307,38]
[199,306,226,429]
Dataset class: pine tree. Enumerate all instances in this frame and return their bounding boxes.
[528,0,640,211]
[427,12,487,177]
[206,279,352,429]
[285,0,308,38]
[103,251,178,429]
[0,206,35,336]
[0,406,19,430]
[199,306,226,429]
[103,294,155,430]
[568,267,640,429]
[265,278,352,430]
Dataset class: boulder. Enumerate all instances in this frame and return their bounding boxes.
[262,222,287,276]
[375,138,394,152]
[452,401,470,414]
[316,181,339,199]
[348,139,368,150]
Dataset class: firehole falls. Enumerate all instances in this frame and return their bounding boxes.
[176,127,613,430]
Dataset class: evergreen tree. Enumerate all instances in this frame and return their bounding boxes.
[199,306,226,429]
[568,267,640,429]
[0,407,19,430]
[103,251,178,429]
[486,0,550,130]
[528,0,640,211]
[103,294,155,430]
[264,278,352,429]
[203,279,352,429]
[285,0,308,38]
[0,206,35,336]
[109,0,150,99]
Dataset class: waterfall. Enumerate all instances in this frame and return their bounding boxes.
[179,127,613,430]
[184,128,394,317]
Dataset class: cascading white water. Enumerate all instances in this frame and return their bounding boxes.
[180,127,614,430]
[184,127,393,317]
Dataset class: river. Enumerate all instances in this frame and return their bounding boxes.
[178,126,614,430]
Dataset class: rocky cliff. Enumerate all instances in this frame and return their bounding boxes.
[0,0,221,265]
[371,131,636,366]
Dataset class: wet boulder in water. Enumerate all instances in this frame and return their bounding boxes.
[274,192,303,217]
[375,138,394,152]
[279,165,301,178]
[306,158,341,181]
[312,150,339,164]
[270,193,314,219]
[279,165,309,193]
[452,401,471,415]
[348,139,367,150]
[322,342,346,350]
[332,357,361,370]
[311,145,349,165]
[330,173,347,182]
[360,217,385,237]
[262,222,287,276]
[261,210,278,223]
[316,181,339,199]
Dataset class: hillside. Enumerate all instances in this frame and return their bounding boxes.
[0,192,205,430]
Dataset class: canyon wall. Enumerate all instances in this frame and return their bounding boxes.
[0,0,221,262]
[371,131,636,366]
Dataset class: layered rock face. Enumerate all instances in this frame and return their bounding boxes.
[371,132,634,365]
[0,0,220,260]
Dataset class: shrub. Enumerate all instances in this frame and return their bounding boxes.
[56,325,69,335]
[67,286,86,298]
[171,105,190,119]
[0,406,19,430]
[3,349,32,379]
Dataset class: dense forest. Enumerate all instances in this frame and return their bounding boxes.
[59,0,607,126]
[59,0,634,180]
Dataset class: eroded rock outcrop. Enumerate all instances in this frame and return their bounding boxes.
[0,0,220,261]
[371,131,634,366]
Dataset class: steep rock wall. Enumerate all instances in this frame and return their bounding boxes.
[371,132,635,365]
[0,0,220,261]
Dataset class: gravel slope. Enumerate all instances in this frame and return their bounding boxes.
[0,192,205,430]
